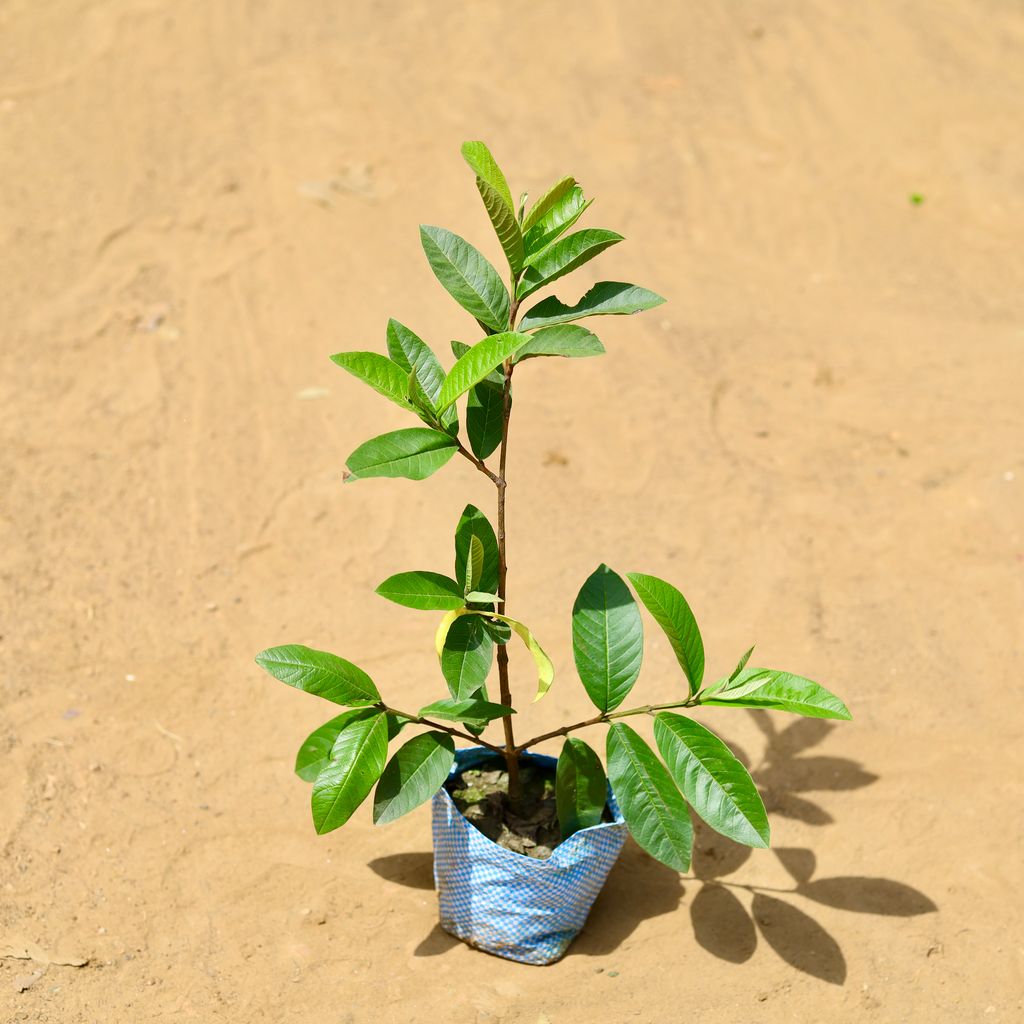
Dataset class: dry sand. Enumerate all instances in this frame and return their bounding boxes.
[2,1,1023,1020]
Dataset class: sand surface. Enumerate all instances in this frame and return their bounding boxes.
[2,1,1023,1020]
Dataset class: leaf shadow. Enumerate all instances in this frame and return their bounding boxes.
[690,884,757,963]
[745,712,878,826]
[688,838,937,985]
[368,851,435,890]
[751,891,846,984]
[683,725,935,989]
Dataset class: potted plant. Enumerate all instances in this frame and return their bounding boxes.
[256,141,851,965]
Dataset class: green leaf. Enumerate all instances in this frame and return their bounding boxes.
[464,534,485,595]
[328,351,413,410]
[461,141,523,274]
[513,323,605,362]
[294,709,375,782]
[482,617,512,644]
[702,668,852,720]
[517,229,623,299]
[654,713,769,848]
[419,225,510,332]
[405,370,436,421]
[450,340,503,384]
[477,179,525,275]
[453,335,509,454]
[373,731,456,825]
[729,645,755,683]
[523,185,592,255]
[572,565,644,712]
[466,378,505,459]
[606,723,693,872]
[345,427,457,482]
[255,644,380,706]
[375,571,465,611]
[519,281,666,331]
[386,712,414,739]
[626,573,704,695]
[522,175,576,233]
[385,319,457,432]
[311,711,389,834]
[465,590,502,604]
[699,668,770,701]
[437,332,528,412]
[440,614,493,700]
[460,141,514,211]
[455,505,499,596]
[386,320,445,400]
[556,737,608,840]
[418,696,514,725]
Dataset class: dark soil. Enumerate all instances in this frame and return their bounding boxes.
[446,758,563,859]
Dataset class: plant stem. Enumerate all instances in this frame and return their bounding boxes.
[495,279,522,801]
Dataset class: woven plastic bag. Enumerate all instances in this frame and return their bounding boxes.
[431,747,627,965]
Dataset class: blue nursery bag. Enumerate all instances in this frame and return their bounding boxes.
[431,747,627,965]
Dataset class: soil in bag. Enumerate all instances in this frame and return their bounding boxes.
[445,755,613,860]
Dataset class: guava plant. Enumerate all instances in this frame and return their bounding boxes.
[255,142,850,872]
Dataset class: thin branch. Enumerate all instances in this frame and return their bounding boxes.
[455,439,501,484]
[514,697,703,752]
[608,698,701,718]
[514,713,607,753]
[385,706,505,755]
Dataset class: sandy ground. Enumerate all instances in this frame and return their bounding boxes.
[2,1,1023,1021]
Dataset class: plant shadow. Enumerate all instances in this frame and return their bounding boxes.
[686,825,937,984]
[743,712,879,827]
[683,714,935,984]
[368,851,435,890]
[375,719,936,982]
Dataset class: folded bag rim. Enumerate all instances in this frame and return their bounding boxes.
[434,746,626,866]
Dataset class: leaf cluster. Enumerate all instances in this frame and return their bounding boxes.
[256,560,849,870]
